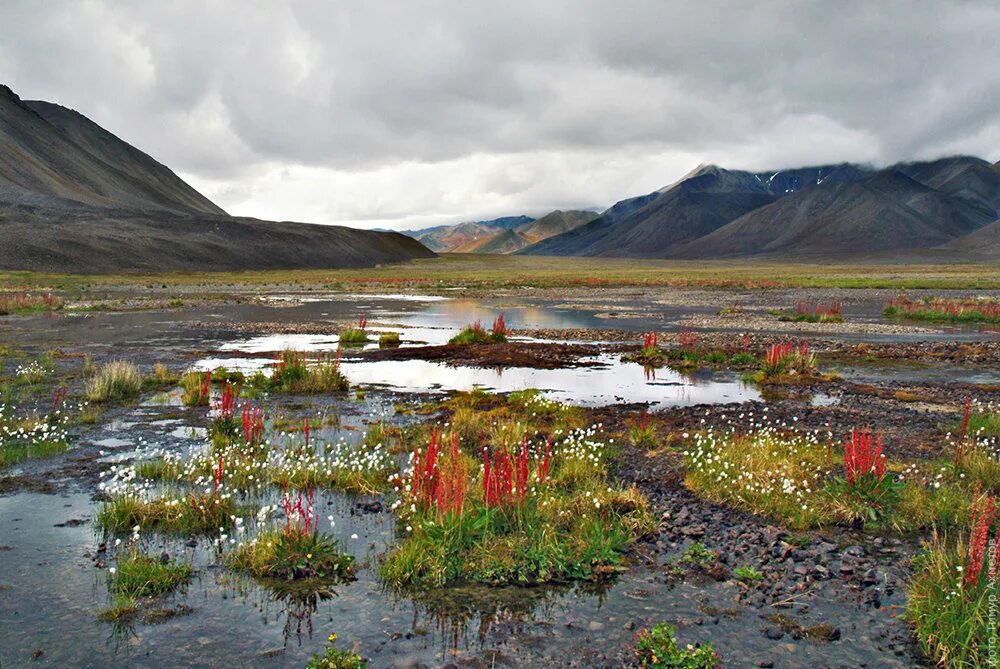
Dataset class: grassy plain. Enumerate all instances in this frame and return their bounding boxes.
[2,254,999,292]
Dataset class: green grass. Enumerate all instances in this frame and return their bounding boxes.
[264,349,349,393]
[1,437,69,469]
[734,565,763,582]
[448,323,505,345]
[381,394,652,588]
[137,431,397,496]
[338,328,369,345]
[180,370,210,406]
[0,292,63,315]
[907,531,994,667]
[885,297,1000,324]
[634,623,719,668]
[100,548,192,621]
[96,492,239,535]
[142,363,179,391]
[86,361,142,403]
[683,427,975,531]
[0,412,71,468]
[227,527,354,580]
[5,256,1000,291]
[381,486,650,587]
[378,332,401,348]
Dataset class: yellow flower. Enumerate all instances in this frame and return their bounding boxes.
[328,633,337,642]
[306,553,313,559]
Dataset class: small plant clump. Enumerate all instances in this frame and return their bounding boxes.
[264,349,350,393]
[626,333,759,372]
[629,408,658,448]
[776,301,844,323]
[885,295,1000,324]
[97,459,240,535]
[306,633,367,669]
[181,370,212,406]
[85,360,143,403]
[227,488,354,581]
[634,623,720,668]
[907,493,998,667]
[143,362,179,390]
[746,341,818,383]
[378,332,401,348]
[734,565,763,583]
[100,537,192,621]
[0,396,71,468]
[448,314,510,345]
[338,316,370,345]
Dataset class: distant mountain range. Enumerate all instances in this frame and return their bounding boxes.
[402,210,598,253]
[521,157,1000,260]
[0,84,433,273]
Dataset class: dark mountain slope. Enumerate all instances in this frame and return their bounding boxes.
[0,85,224,215]
[937,216,1000,260]
[894,155,1000,213]
[520,163,877,257]
[24,99,225,215]
[0,204,434,273]
[0,84,434,272]
[676,170,996,258]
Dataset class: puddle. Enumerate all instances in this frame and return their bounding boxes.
[810,393,841,407]
[195,348,759,408]
[0,490,909,668]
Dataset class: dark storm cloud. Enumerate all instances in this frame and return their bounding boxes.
[1,1,998,228]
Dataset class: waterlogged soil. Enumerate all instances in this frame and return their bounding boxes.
[2,286,995,667]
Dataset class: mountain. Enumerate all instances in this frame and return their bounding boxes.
[453,209,600,254]
[516,210,599,242]
[404,215,534,251]
[521,164,868,257]
[521,157,999,259]
[0,85,224,215]
[402,211,598,254]
[676,168,996,258]
[455,229,532,254]
[0,84,434,272]
[0,206,433,273]
[937,218,1000,260]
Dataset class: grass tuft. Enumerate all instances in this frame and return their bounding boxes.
[86,361,142,403]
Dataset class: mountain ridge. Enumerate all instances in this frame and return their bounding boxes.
[0,84,434,272]
[519,156,999,260]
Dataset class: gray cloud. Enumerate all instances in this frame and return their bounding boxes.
[2,1,998,229]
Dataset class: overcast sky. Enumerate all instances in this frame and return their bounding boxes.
[2,2,998,230]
